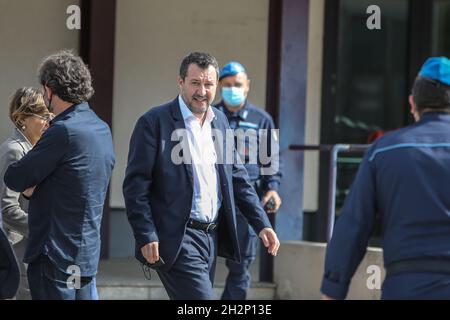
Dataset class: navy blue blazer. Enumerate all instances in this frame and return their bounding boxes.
[0,221,20,299]
[4,103,115,276]
[123,97,271,270]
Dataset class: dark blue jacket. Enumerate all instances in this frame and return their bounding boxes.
[0,220,20,299]
[123,97,272,270]
[4,103,115,276]
[321,112,450,299]
[216,101,282,192]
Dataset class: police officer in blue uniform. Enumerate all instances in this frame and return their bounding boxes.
[216,61,282,300]
[321,57,450,300]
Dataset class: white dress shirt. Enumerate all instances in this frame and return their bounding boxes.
[178,95,222,223]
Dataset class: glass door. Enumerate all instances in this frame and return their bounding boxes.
[432,0,450,56]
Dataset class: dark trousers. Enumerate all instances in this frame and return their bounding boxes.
[382,272,450,299]
[221,210,258,300]
[157,227,218,300]
[11,235,30,300]
[27,255,98,300]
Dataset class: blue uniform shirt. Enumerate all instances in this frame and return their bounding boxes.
[216,100,282,192]
[4,103,115,276]
[321,112,450,299]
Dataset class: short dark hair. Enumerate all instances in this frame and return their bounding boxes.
[38,50,94,104]
[412,77,450,111]
[179,52,219,80]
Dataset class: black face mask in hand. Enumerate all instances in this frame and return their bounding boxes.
[264,198,276,212]
[141,257,165,280]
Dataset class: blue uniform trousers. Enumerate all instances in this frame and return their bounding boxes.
[221,210,258,300]
[382,273,450,300]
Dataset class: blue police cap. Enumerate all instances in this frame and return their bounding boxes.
[219,61,246,80]
[419,57,450,86]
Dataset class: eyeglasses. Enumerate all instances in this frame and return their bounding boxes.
[30,114,53,123]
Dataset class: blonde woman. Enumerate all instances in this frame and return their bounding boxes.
[0,87,51,299]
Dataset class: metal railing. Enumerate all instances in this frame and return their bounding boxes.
[289,144,370,242]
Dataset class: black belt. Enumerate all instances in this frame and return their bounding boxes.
[187,218,218,233]
[386,259,450,276]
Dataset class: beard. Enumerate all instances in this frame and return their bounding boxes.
[185,94,210,115]
[44,92,54,113]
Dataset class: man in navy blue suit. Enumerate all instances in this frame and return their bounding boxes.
[4,50,115,300]
[123,52,280,300]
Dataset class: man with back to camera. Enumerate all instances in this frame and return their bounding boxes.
[321,57,450,299]
[0,209,20,300]
[215,61,282,300]
[4,50,115,300]
[123,52,280,300]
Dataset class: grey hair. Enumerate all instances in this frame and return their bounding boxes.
[38,50,94,104]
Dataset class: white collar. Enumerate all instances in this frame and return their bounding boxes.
[178,95,215,124]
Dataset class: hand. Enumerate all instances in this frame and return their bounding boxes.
[262,190,282,213]
[321,294,336,300]
[258,228,280,256]
[141,241,159,264]
[23,186,36,198]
